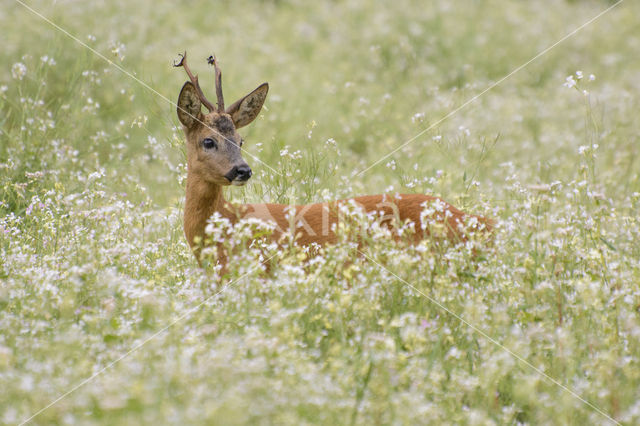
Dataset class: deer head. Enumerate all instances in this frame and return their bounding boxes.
[175,52,268,186]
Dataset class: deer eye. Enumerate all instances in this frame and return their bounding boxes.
[202,138,217,150]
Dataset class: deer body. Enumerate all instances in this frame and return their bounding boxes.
[175,52,492,266]
[184,182,484,249]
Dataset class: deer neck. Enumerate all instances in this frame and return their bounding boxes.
[183,173,235,249]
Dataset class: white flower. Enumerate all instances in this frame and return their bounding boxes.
[109,41,126,61]
[40,55,56,66]
[87,170,104,185]
[11,62,27,80]
[563,75,576,88]
[458,125,470,136]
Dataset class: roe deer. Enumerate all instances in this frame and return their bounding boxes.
[174,52,493,268]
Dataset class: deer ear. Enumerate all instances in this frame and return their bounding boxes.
[226,83,268,129]
[177,81,202,128]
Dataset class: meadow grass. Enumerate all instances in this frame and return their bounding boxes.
[1,0,640,424]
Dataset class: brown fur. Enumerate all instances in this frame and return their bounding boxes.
[185,187,492,247]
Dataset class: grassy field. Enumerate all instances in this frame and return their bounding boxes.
[2,0,640,424]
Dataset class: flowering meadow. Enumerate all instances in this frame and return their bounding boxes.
[2,0,640,424]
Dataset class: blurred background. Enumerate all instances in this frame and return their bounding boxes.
[2,0,638,210]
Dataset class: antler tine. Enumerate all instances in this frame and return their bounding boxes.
[207,54,225,113]
[173,51,216,112]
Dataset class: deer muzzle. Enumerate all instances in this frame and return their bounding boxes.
[226,164,252,185]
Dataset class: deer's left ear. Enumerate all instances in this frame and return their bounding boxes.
[177,81,202,129]
[226,83,268,129]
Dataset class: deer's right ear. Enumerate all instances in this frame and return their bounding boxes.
[177,81,202,128]
[226,83,269,129]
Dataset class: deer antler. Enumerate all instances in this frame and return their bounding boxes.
[173,51,216,113]
[207,55,225,113]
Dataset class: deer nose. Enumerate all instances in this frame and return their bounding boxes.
[236,165,252,181]
[226,164,252,182]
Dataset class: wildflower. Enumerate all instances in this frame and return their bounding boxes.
[87,170,104,185]
[563,75,576,88]
[11,62,27,80]
[40,55,56,66]
[110,41,126,61]
[131,115,148,128]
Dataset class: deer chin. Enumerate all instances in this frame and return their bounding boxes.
[231,179,249,187]
[202,175,232,186]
